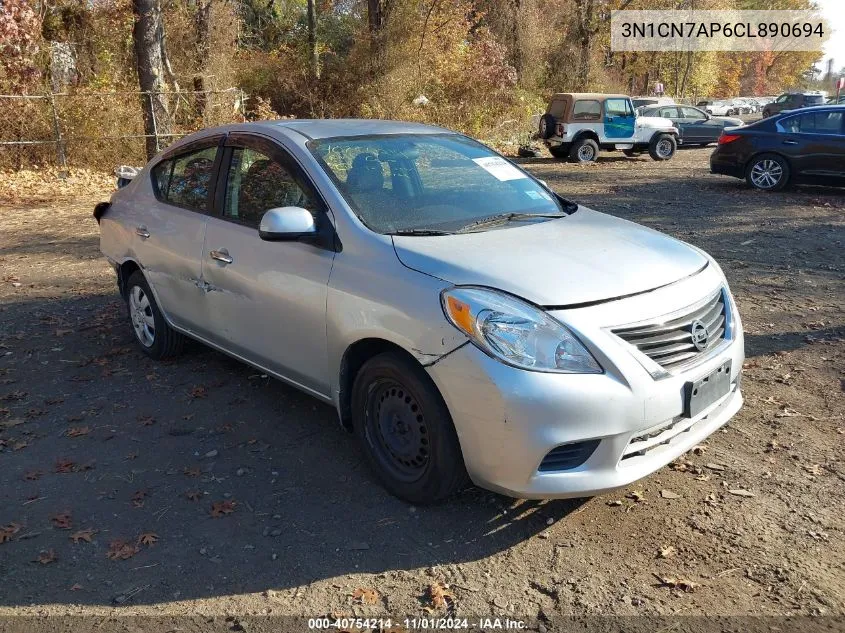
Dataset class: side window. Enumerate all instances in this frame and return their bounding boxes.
[223,147,317,228]
[154,147,217,211]
[776,94,789,103]
[792,111,844,135]
[681,107,703,118]
[605,99,631,117]
[572,100,601,120]
[780,115,801,133]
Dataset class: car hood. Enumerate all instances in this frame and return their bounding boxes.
[636,115,675,129]
[392,207,708,307]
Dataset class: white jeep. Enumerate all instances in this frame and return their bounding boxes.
[538,93,680,162]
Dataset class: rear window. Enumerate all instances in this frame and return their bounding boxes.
[548,98,569,118]
[572,100,601,121]
[804,95,824,105]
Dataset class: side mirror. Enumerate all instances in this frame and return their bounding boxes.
[259,207,317,242]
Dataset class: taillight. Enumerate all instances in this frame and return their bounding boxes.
[556,122,564,136]
[718,133,741,145]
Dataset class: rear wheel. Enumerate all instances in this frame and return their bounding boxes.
[648,133,677,161]
[125,271,184,359]
[569,137,599,163]
[351,352,468,504]
[745,153,789,191]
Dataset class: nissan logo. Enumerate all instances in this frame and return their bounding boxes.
[690,319,709,352]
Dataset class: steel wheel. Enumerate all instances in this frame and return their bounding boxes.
[749,159,783,189]
[366,378,430,483]
[577,144,596,161]
[128,285,155,347]
[656,138,674,158]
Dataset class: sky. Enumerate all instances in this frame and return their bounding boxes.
[817,0,845,72]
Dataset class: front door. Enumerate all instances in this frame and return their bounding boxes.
[604,98,636,139]
[135,140,221,334]
[779,110,845,182]
[200,134,336,397]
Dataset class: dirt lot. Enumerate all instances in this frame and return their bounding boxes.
[0,147,843,625]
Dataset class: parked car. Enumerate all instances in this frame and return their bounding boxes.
[640,105,743,146]
[762,92,825,117]
[826,95,845,105]
[727,99,753,115]
[95,119,745,503]
[710,105,845,190]
[538,93,679,162]
[700,101,735,116]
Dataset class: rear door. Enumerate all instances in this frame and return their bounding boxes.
[604,98,636,139]
[136,137,222,334]
[200,133,336,396]
[679,106,723,143]
[779,110,845,182]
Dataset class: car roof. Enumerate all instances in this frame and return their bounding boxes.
[550,93,629,101]
[775,104,844,116]
[251,118,453,140]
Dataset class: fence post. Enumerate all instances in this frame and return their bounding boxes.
[47,92,68,174]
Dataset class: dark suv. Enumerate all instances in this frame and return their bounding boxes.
[763,92,825,117]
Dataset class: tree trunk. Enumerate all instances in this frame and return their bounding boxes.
[306,0,319,79]
[193,0,212,120]
[573,0,593,91]
[132,0,171,160]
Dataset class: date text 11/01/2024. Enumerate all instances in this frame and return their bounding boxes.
[619,21,824,39]
[307,617,528,630]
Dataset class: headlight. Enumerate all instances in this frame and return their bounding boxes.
[441,287,602,374]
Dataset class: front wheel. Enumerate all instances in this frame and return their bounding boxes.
[746,153,790,191]
[351,352,469,504]
[649,133,677,161]
[125,271,184,359]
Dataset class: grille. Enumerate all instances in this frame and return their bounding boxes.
[612,290,727,370]
[538,439,600,472]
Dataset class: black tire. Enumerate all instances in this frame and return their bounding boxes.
[762,109,771,118]
[726,108,735,116]
[351,352,469,504]
[745,153,790,191]
[538,114,556,140]
[622,149,640,157]
[548,144,569,159]
[648,133,677,161]
[568,137,599,163]
[125,271,184,359]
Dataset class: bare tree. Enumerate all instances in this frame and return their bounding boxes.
[132,0,172,159]
[307,0,319,79]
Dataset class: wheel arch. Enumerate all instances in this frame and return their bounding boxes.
[117,259,143,298]
[337,338,434,431]
[744,150,792,176]
[571,130,600,145]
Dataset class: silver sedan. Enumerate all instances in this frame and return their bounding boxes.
[95,119,744,504]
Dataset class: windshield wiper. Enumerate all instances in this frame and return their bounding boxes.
[388,228,455,236]
[457,212,565,233]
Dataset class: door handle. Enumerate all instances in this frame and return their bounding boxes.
[209,249,233,265]
[135,225,150,239]
[782,140,799,145]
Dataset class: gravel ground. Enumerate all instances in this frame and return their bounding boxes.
[0,147,843,625]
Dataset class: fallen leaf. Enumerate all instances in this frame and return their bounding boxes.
[70,583,83,591]
[55,459,75,473]
[35,549,58,565]
[137,532,158,546]
[658,545,677,559]
[23,470,43,481]
[660,489,681,499]
[0,522,22,543]
[189,385,207,399]
[728,489,755,498]
[210,500,236,517]
[352,587,380,605]
[70,529,96,544]
[606,500,623,507]
[67,426,91,437]
[131,490,148,508]
[51,512,73,529]
[653,573,698,592]
[185,490,201,501]
[106,539,139,561]
[626,490,645,502]
[0,417,24,430]
[183,467,201,478]
[705,463,726,472]
[426,582,455,611]
[138,415,156,426]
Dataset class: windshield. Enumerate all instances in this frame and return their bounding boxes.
[309,134,567,234]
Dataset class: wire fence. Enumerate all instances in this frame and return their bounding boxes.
[0,89,247,171]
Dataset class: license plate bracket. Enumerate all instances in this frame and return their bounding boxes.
[683,360,732,418]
